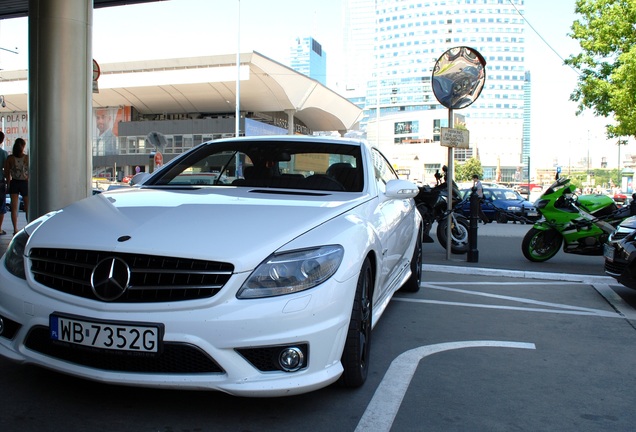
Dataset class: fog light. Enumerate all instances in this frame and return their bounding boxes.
[279,347,304,372]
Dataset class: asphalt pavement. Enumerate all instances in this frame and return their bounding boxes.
[1,212,636,431]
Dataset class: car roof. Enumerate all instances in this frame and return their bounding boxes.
[208,134,368,147]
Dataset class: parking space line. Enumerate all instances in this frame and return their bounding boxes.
[395,297,621,318]
[392,282,621,318]
[429,281,581,285]
[427,284,617,315]
[355,341,536,432]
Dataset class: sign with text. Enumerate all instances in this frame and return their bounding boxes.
[294,153,330,172]
[440,127,469,149]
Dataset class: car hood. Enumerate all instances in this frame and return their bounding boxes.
[618,215,636,230]
[26,187,369,273]
[493,199,535,208]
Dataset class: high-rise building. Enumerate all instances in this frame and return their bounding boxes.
[289,37,328,86]
[342,0,529,184]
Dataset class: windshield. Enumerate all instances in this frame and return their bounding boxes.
[543,177,570,196]
[487,189,525,201]
[145,139,364,192]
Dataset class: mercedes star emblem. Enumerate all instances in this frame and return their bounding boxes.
[90,257,131,301]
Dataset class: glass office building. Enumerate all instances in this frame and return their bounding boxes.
[289,37,328,86]
[343,0,529,183]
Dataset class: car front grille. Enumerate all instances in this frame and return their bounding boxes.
[24,326,224,373]
[610,231,631,242]
[604,259,625,276]
[29,248,234,303]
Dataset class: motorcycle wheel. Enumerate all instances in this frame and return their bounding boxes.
[436,215,469,254]
[522,227,563,262]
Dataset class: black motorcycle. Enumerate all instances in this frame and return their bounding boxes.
[415,181,470,254]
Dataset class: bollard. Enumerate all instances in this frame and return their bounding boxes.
[467,192,479,262]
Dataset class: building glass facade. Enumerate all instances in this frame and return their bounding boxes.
[343,0,529,183]
[289,37,328,86]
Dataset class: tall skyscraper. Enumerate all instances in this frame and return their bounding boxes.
[342,0,529,184]
[289,37,328,86]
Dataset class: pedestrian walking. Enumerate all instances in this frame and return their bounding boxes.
[0,132,8,235]
[5,137,28,235]
[472,174,490,224]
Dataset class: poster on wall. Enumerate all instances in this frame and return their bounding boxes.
[0,112,29,150]
[93,106,131,156]
[0,107,132,156]
[394,120,419,135]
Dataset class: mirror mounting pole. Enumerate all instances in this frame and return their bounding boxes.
[432,46,487,260]
[446,108,453,261]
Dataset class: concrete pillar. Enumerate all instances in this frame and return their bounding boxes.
[285,109,295,135]
[28,0,92,220]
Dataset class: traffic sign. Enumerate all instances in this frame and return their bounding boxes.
[92,60,100,93]
[92,59,100,81]
[440,127,469,149]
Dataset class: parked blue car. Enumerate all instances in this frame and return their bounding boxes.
[459,187,539,224]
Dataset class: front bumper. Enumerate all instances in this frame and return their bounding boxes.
[604,239,636,290]
[0,257,356,397]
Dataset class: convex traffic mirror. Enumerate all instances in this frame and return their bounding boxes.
[432,46,487,110]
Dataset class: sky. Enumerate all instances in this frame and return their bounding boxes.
[0,0,627,170]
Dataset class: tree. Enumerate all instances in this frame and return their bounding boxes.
[565,0,636,138]
[455,157,482,182]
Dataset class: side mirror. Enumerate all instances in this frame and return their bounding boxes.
[385,179,419,200]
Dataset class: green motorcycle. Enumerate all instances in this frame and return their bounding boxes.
[522,177,635,262]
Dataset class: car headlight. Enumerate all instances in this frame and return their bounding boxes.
[4,229,29,279]
[237,245,344,299]
[507,206,521,211]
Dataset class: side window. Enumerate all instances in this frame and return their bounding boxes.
[371,148,398,193]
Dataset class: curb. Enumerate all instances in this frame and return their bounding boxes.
[423,264,616,285]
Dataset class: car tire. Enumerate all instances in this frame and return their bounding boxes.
[338,257,373,388]
[496,213,508,224]
[402,228,422,293]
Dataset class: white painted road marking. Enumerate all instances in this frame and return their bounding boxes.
[392,282,622,318]
[395,297,621,317]
[355,341,536,432]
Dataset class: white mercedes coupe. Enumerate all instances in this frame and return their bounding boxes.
[0,135,422,396]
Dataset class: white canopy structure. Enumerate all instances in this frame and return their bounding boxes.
[0,51,362,133]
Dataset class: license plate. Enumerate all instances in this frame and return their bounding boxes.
[527,211,538,217]
[604,243,615,262]
[50,314,162,353]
